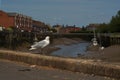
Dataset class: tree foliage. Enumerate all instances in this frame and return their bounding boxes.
[97,10,120,33]
[109,10,120,32]
[96,23,109,33]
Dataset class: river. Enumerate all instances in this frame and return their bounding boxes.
[51,42,91,57]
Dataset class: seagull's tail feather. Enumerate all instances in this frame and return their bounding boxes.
[29,47,36,50]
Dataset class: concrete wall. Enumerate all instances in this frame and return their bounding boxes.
[0,50,120,79]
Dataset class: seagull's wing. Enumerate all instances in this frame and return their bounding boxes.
[31,40,46,47]
[37,40,48,48]
[42,40,50,48]
[29,37,50,50]
[31,41,41,48]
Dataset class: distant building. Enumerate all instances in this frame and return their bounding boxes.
[64,25,81,33]
[86,24,99,31]
[0,10,32,32]
[32,20,49,33]
[53,25,81,34]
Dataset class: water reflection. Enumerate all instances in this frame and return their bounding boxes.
[51,42,90,57]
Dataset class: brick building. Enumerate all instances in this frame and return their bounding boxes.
[53,25,81,33]
[0,10,32,32]
[86,24,100,31]
[64,26,81,33]
[32,20,49,33]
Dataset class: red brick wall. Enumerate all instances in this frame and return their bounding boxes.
[0,11,14,28]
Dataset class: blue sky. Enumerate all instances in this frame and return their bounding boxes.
[1,0,120,27]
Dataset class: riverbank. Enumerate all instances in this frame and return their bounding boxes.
[81,45,120,62]
[50,38,120,62]
[1,37,120,62]
[16,37,85,55]
[0,37,120,79]
[31,37,120,63]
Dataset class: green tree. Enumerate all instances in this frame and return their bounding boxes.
[109,10,120,32]
[96,23,109,33]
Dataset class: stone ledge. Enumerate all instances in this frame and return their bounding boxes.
[0,49,120,79]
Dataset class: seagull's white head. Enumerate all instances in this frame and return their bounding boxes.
[45,36,50,40]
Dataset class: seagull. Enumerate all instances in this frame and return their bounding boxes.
[100,46,104,50]
[29,36,50,50]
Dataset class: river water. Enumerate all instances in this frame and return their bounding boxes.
[51,42,91,57]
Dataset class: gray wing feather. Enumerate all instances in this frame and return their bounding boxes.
[31,40,46,48]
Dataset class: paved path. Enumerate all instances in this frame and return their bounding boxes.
[0,59,116,80]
